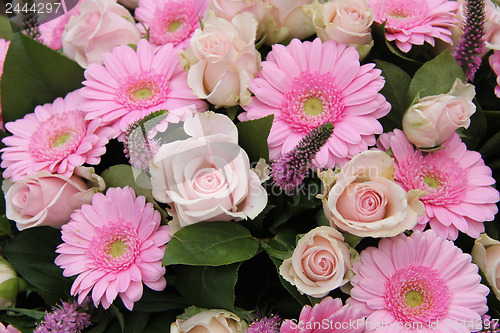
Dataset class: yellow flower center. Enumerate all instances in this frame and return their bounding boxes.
[134,87,153,100]
[52,132,72,148]
[304,98,324,116]
[109,240,127,258]
[405,290,424,308]
[168,21,182,33]
[423,176,440,189]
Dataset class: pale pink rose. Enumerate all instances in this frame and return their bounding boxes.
[39,0,83,50]
[150,112,267,232]
[3,168,105,230]
[171,309,245,333]
[62,0,141,68]
[182,12,259,107]
[324,150,425,238]
[472,233,500,301]
[304,0,374,57]
[279,226,351,298]
[209,0,271,37]
[402,79,476,149]
[261,0,315,44]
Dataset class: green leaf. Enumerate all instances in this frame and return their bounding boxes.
[163,221,259,266]
[2,227,72,305]
[100,164,152,198]
[480,130,500,159]
[143,312,176,333]
[110,305,125,333]
[0,16,13,40]
[174,263,241,311]
[260,229,297,260]
[407,51,466,103]
[124,312,150,333]
[236,115,274,162]
[1,33,84,124]
[375,60,411,130]
[0,308,45,320]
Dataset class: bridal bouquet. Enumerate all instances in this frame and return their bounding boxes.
[0,0,499,331]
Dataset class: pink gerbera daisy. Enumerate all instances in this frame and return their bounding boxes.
[280,297,365,333]
[80,39,207,134]
[489,51,500,98]
[349,230,489,332]
[135,0,209,49]
[0,38,11,129]
[55,186,171,310]
[378,129,499,240]
[369,0,459,52]
[240,38,390,169]
[1,90,114,181]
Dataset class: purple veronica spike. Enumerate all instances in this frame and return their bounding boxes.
[34,300,91,333]
[454,0,486,82]
[270,123,334,194]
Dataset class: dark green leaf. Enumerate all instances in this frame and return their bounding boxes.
[268,257,308,306]
[143,312,176,333]
[174,263,241,311]
[0,308,44,320]
[236,115,274,162]
[133,288,190,313]
[163,222,259,266]
[0,16,14,40]
[2,227,72,305]
[1,33,84,124]
[124,312,150,333]
[110,305,125,333]
[375,60,411,130]
[480,130,500,159]
[260,229,298,260]
[407,51,466,103]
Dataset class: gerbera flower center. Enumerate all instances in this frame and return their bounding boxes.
[281,72,345,132]
[29,112,87,162]
[398,151,467,205]
[385,266,450,324]
[373,0,427,29]
[117,73,169,111]
[150,1,198,46]
[88,222,140,272]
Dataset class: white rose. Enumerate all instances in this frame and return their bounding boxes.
[472,233,500,300]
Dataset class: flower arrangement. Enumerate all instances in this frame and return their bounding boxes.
[0,0,499,332]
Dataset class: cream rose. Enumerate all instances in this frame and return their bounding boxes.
[323,150,424,238]
[402,79,476,149]
[181,12,259,108]
[62,0,141,68]
[0,257,19,308]
[472,233,500,300]
[279,226,351,298]
[150,112,267,232]
[3,168,105,231]
[261,0,316,44]
[171,309,245,333]
[304,0,374,53]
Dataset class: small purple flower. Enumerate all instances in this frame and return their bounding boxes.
[246,314,281,333]
[34,300,91,333]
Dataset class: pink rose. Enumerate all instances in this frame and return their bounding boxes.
[279,226,351,298]
[62,0,141,68]
[3,168,104,230]
[182,12,259,107]
[323,150,424,238]
[402,79,476,149]
[304,0,374,58]
[150,112,267,232]
[39,0,82,50]
[171,309,245,333]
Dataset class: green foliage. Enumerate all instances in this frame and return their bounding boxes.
[163,222,259,266]
[0,16,13,40]
[174,263,242,311]
[236,115,274,162]
[2,227,72,306]
[100,164,152,199]
[1,33,84,124]
[407,51,466,103]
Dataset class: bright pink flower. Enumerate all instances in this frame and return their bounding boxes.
[489,50,500,97]
[349,230,489,332]
[378,129,499,240]
[1,91,114,181]
[0,38,10,129]
[369,0,459,52]
[135,0,209,49]
[55,187,171,310]
[280,297,365,333]
[80,39,207,135]
[239,38,390,169]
